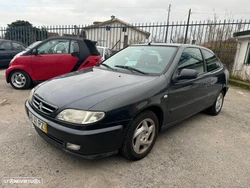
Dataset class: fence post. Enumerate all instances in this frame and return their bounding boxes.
[124,35,128,48]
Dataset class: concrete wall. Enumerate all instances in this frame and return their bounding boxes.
[84,21,148,50]
[233,37,250,82]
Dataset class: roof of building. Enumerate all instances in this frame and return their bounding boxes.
[83,16,150,38]
[233,30,250,38]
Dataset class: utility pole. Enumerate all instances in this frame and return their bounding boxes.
[184,9,191,44]
[164,4,171,43]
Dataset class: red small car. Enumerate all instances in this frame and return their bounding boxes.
[6,37,102,89]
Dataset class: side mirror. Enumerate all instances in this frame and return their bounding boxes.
[71,51,79,58]
[32,49,38,55]
[177,69,198,80]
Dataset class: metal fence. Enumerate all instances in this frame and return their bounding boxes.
[1,20,250,70]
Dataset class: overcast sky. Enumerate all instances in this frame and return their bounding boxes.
[0,0,249,27]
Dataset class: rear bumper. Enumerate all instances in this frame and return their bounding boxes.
[25,100,127,159]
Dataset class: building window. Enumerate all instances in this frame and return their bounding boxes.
[106,26,111,31]
[122,27,127,32]
[245,43,250,65]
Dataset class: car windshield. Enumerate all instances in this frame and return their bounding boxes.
[27,41,42,49]
[97,47,104,56]
[102,46,177,74]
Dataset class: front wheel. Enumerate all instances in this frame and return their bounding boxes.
[206,91,224,115]
[10,70,31,90]
[120,111,159,160]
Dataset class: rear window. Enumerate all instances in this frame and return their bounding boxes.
[84,40,100,55]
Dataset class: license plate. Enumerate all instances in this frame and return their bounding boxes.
[29,111,47,133]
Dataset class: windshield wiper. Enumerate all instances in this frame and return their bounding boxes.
[99,63,116,70]
[114,65,148,75]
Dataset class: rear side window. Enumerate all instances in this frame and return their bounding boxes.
[202,49,222,72]
[70,40,79,53]
[0,42,11,50]
[84,40,100,55]
[178,48,204,74]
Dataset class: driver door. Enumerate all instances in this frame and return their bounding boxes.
[30,39,78,81]
[166,47,209,124]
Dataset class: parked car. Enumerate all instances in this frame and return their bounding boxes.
[25,43,229,160]
[6,37,102,89]
[96,46,113,61]
[0,39,26,68]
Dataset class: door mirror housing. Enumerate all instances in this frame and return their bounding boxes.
[32,49,38,55]
[177,69,198,80]
[71,51,79,58]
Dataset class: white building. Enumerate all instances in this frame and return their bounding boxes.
[233,30,250,82]
[82,16,150,50]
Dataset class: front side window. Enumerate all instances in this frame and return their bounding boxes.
[202,49,222,71]
[178,48,204,74]
[245,44,250,65]
[37,39,70,54]
[102,46,177,74]
[13,42,25,51]
[0,42,11,50]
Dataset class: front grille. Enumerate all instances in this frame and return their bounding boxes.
[32,95,57,114]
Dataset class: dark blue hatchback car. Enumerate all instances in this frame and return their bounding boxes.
[25,43,229,160]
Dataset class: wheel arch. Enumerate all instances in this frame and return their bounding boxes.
[7,69,32,83]
[132,105,164,132]
[221,87,228,96]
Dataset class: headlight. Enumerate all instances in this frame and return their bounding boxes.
[56,109,105,125]
[28,88,35,103]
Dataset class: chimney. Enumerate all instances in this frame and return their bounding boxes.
[111,15,115,20]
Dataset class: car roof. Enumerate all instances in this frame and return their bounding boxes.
[130,43,213,52]
[0,39,22,43]
[47,36,93,42]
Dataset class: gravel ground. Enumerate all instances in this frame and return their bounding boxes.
[0,69,250,188]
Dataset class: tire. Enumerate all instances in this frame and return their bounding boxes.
[206,91,224,116]
[120,111,159,161]
[10,70,31,90]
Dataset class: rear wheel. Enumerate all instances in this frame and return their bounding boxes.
[120,111,159,160]
[206,91,224,115]
[10,70,31,89]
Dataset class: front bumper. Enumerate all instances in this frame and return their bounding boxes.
[5,68,11,83]
[25,101,126,159]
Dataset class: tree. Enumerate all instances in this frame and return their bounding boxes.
[5,20,48,45]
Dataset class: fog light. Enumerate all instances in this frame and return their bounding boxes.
[66,143,81,151]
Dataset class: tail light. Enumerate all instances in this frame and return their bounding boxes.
[94,56,102,64]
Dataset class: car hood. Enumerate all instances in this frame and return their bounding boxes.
[35,68,158,110]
